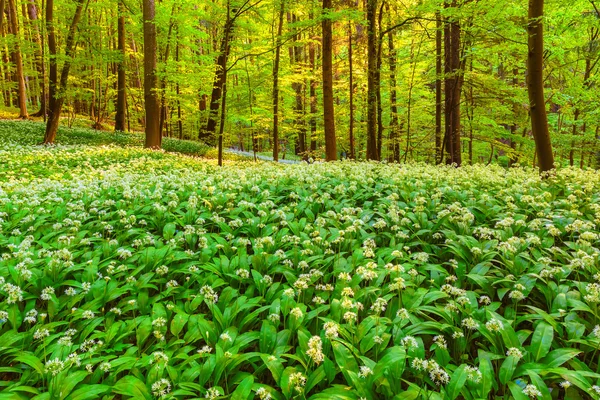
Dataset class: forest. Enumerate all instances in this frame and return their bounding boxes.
[2,0,600,399]
[0,0,598,168]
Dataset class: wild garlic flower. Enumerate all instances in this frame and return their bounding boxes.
[324,322,339,339]
[485,318,504,332]
[306,336,324,364]
[358,366,373,378]
[506,347,524,359]
[151,378,172,398]
[461,317,479,330]
[522,384,542,398]
[45,358,65,376]
[289,372,306,392]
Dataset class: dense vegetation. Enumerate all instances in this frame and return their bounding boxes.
[2,124,600,398]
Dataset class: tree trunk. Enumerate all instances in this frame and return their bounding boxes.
[272,0,284,161]
[348,20,355,160]
[8,0,28,118]
[375,3,384,160]
[44,0,85,144]
[309,40,317,152]
[366,0,378,160]
[443,0,462,166]
[143,0,160,148]
[202,1,234,143]
[114,0,126,131]
[27,0,46,117]
[176,39,183,139]
[289,14,306,158]
[435,11,442,163]
[527,0,554,173]
[387,13,399,162]
[322,0,337,161]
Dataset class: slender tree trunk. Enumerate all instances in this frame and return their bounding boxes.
[309,40,317,152]
[527,0,554,173]
[348,20,355,160]
[272,0,284,161]
[366,0,378,160]
[143,0,160,148]
[43,0,85,144]
[8,0,28,118]
[322,0,337,161]
[27,0,46,117]
[435,11,442,163]
[387,15,399,162]
[176,39,183,139]
[375,3,384,160]
[443,0,462,166]
[114,0,126,131]
[289,14,306,158]
[202,0,234,143]
[508,68,519,167]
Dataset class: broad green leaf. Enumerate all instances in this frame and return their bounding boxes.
[528,322,554,361]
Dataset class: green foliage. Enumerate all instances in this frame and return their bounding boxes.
[2,130,600,398]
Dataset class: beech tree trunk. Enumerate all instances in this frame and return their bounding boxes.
[289,13,306,158]
[44,0,85,144]
[309,40,317,152]
[443,0,462,166]
[8,0,28,118]
[272,0,284,161]
[348,20,355,160]
[143,0,160,148]
[435,11,442,163]
[114,0,126,131]
[366,0,378,160]
[27,0,46,117]
[322,0,337,161]
[527,0,554,173]
[202,0,234,143]
[387,10,399,163]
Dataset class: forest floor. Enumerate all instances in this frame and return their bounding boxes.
[1,120,600,399]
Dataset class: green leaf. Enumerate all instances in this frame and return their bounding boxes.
[540,348,580,368]
[446,364,468,400]
[171,313,189,337]
[66,385,111,400]
[528,322,554,361]
[112,376,152,400]
[479,357,494,398]
[58,371,88,400]
[230,375,253,400]
[507,382,529,400]
[14,354,44,376]
[499,356,519,385]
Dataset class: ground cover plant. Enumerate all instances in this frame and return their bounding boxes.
[1,140,600,399]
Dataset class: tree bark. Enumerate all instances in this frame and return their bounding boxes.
[322,0,337,161]
[435,10,442,163]
[8,0,28,118]
[348,20,355,160]
[143,0,161,148]
[366,0,378,160]
[27,0,46,117]
[43,0,85,144]
[309,39,317,152]
[201,0,234,143]
[272,0,284,161]
[387,11,399,162]
[527,0,554,173]
[443,0,462,166]
[114,0,126,131]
